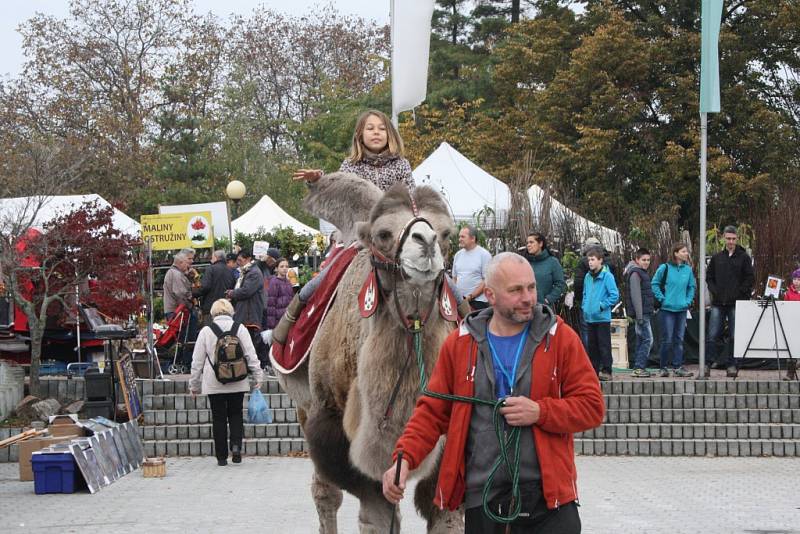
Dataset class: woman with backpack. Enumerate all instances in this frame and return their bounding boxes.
[189,299,263,466]
[651,243,696,378]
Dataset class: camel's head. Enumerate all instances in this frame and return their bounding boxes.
[359,184,454,283]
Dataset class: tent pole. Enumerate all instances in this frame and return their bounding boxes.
[698,112,708,379]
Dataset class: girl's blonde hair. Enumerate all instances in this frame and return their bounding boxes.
[348,110,404,162]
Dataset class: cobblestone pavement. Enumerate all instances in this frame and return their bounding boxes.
[1,456,798,533]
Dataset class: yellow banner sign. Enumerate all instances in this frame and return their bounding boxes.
[140,212,214,251]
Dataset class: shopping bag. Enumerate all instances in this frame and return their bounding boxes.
[247,389,273,424]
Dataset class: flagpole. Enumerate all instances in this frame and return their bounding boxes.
[390,0,398,128]
[698,112,708,379]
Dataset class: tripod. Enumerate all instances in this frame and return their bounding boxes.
[742,297,796,380]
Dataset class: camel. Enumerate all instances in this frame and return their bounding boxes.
[275,172,464,533]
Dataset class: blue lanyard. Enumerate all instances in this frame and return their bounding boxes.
[486,323,530,397]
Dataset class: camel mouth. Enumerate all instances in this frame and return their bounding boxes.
[401,256,444,280]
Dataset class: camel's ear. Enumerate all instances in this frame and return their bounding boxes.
[357,221,371,248]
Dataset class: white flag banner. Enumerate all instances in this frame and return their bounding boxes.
[391,0,435,119]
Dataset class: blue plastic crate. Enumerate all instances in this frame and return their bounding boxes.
[31,452,83,494]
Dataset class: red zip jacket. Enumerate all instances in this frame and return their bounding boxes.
[394,316,605,511]
[785,285,800,301]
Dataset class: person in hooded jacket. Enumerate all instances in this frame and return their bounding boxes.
[382,252,604,533]
[573,238,616,348]
[705,226,754,378]
[624,248,655,377]
[582,249,620,381]
[652,242,696,378]
[524,232,566,309]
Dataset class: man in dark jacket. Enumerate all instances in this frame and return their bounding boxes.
[624,248,655,377]
[705,226,754,377]
[573,238,616,348]
[225,249,265,327]
[194,250,235,326]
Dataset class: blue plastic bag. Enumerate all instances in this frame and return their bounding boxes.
[247,389,273,424]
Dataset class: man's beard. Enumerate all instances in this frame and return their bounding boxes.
[497,305,533,324]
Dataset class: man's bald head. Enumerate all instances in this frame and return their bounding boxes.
[485,252,537,326]
[485,252,535,289]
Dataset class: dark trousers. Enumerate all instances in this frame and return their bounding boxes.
[706,305,736,367]
[586,322,612,374]
[209,392,244,461]
[465,501,581,534]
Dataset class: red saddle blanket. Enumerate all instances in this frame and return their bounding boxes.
[270,244,359,374]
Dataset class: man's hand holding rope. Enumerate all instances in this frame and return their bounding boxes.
[499,396,540,427]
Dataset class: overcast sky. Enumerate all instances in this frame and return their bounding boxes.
[1,1,391,78]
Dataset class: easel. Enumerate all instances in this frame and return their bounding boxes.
[741,297,796,380]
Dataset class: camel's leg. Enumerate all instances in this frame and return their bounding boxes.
[414,467,465,533]
[311,470,343,534]
[355,484,397,534]
[306,406,391,532]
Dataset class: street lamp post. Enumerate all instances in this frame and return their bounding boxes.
[225,179,246,253]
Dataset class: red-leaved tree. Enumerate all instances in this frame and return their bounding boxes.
[6,200,144,396]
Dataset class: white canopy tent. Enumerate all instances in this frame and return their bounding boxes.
[412,142,622,251]
[0,194,140,236]
[527,185,622,252]
[232,195,319,236]
[159,201,230,240]
[413,142,511,228]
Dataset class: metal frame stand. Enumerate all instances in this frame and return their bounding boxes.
[741,297,796,380]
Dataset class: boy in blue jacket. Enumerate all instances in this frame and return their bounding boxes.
[582,249,620,381]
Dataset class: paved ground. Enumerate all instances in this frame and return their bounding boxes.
[1,456,798,533]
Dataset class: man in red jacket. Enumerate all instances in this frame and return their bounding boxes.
[383,252,604,533]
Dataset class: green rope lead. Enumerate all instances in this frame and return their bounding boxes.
[412,329,523,524]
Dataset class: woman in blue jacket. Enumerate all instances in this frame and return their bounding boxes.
[651,243,696,377]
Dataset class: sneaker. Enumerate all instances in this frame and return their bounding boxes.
[231,445,242,464]
[631,368,652,378]
[659,368,670,377]
[726,365,738,378]
[673,366,693,378]
[598,370,613,381]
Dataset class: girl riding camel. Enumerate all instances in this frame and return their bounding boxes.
[273,110,416,346]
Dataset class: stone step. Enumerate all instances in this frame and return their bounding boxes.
[574,439,799,457]
[143,393,296,411]
[139,423,303,441]
[579,423,800,440]
[140,378,284,396]
[598,380,800,395]
[602,394,800,410]
[603,408,800,424]
[141,438,306,457]
[142,408,298,425]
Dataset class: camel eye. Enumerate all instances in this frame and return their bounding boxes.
[441,229,451,239]
[377,230,392,241]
